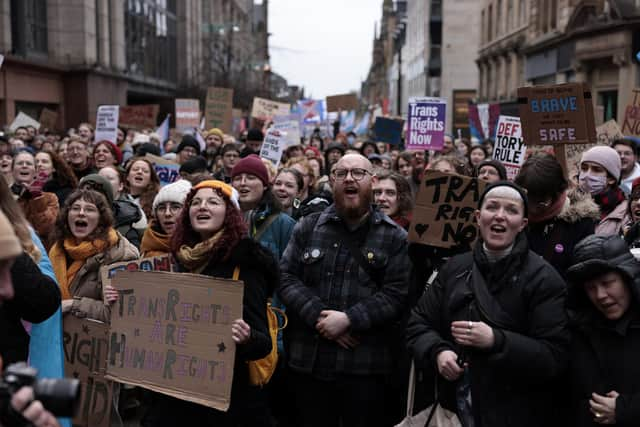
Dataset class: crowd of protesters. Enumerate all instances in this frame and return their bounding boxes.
[0,118,639,427]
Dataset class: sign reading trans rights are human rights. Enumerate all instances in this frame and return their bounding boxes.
[406,97,447,151]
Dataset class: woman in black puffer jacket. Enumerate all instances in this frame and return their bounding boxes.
[407,181,570,427]
[566,235,640,426]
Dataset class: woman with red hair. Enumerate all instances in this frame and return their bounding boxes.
[144,180,276,426]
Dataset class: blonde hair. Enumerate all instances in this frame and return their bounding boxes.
[0,176,40,262]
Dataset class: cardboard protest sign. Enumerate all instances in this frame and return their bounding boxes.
[63,317,113,427]
[373,117,404,145]
[406,97,447,150]
[205,87,233,133]
[251,97,290,121]
[106,271,244,412]
[38,108,58,131]
[145,153,180,186]
[259,128,288,168]
[409,171,486,249]
[100,254,177,298]
[493,116,526,180]
[326,93,358,112]
[175,99,201,134]
[622,88,640,137]
[94,105,119,144]
[9,112,40,132]
[273,118,301,147]
[119,105,160,129]
[596,119,624,145]
[518,82,597,145]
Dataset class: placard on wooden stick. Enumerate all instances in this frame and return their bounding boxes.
[326,94,358,112]
[518,82,597,145]
[408,171,486,249]
[205,87,233,133]
[106,271,244,412]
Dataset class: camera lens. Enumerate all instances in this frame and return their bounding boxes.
[34,378,81,417]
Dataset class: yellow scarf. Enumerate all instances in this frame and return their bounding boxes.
[49,228,119,300]
[140,222,171,257]
[175,229,224,274]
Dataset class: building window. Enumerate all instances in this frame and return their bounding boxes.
[481,10,486,44]
[497,0,502,37]
[599,91,618,122]
[125,0,177,83]
[507,0,513,31]
[519,0,526,26]
[10,0,48,56]
[550,0,557,30]
[488,4,493,42]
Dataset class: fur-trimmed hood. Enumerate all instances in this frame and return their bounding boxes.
[557,189,600,224]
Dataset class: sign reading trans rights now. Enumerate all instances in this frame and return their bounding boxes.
[406,97,447,151]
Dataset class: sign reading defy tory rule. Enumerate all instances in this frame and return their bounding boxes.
[406,97,446,151]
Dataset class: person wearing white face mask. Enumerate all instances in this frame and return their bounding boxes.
[578,146,631,236]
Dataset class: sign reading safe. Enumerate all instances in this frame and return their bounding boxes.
[106,271,244,412]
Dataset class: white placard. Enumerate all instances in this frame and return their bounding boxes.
[273,119,301,147]
[9,112,41,132]
[94,105,120,144]
[259,129,288,168]
[492,115,526,180]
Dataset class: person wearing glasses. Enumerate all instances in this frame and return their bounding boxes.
[139,179,192,257]
[515,153,599,278]
[279,153,410,427]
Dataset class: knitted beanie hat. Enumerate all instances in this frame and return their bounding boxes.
[176,135,202,155]
[192,180,240,210]
[152,179,193,211]
[230,154,269,186]
[580,146,621,181]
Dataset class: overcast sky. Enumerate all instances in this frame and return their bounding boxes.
[268,0,383,99]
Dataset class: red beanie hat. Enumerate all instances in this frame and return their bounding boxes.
[96,140,123,165]
[231,154,269,186]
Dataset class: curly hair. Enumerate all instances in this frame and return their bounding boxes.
[40,150,78,189]
[124,157,160,219]
[170,187,247,262]
[374,170,414,217]
[284,157,316,193]
[52,189,114,244]
[0,175,40,261]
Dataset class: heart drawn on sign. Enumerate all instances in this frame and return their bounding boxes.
[415,223,429,237]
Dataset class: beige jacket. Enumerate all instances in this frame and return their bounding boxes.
[595,199,631,236]
[68,233,139,322]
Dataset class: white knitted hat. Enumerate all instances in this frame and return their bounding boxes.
[152,179,193,211]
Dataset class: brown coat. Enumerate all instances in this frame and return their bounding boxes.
[68,233,139,322]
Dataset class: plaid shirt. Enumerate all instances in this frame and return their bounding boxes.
[278,204,410,376]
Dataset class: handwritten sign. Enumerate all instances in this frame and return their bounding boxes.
[493,116,526,180]
[94,105,119,144]
[326,93,358,112]
[63,317,113,427]
[622,88,640,137]
[518,82,596,145]
[106,271,244,412]
[409,171,486,248]
[145,153,181,186]
[175,99,200,134]
[406,97,447,151]
[100,254,176,295]
[119,105,160,130]
[39,108,59,131]
[251,97,290,121]
[205,87,233,133]
[259,128,288,168]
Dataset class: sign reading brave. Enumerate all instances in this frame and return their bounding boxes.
[518,82,596,145]
[205,87,233,133]
[406,97,447,151]
[63,317,113,427]
[409,171,486,249]
[492,116,526,180]
[106,271,244,412]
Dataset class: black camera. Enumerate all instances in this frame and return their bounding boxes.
[0,362,80,425]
